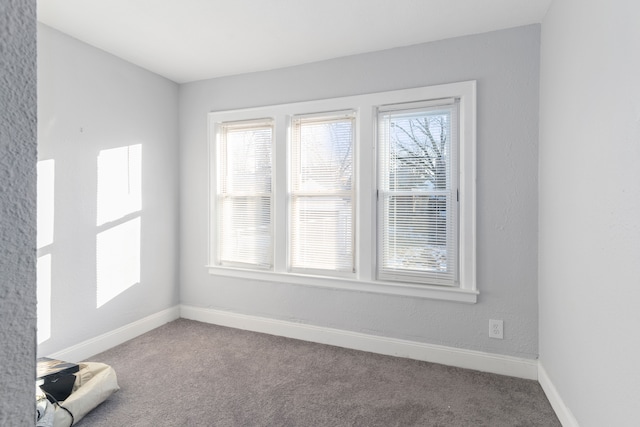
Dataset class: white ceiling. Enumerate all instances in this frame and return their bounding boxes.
[38,0,552,84]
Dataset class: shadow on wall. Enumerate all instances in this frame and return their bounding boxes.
[37,144,143,346]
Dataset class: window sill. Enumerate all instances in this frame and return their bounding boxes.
[206,266,478,304]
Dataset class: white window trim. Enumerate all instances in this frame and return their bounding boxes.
[208,81,477,303]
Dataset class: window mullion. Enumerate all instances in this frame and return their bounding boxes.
[273,115,288,273]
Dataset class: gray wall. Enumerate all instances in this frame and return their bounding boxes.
[37,25,180,356]
[539,0,640,425]
[0,0,37,424]
[180,25,541,358]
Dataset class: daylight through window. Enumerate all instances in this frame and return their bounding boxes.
[208,81,476,302]
[216,120,273,269]
[377,101,458,285]
[290,112,356,275]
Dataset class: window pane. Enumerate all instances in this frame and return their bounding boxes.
[219,196,272,267]
[381,194,449,273]
[385,111,451,192]
[292,118,353,192]
[222,126,272,194]
[290,196,353,271]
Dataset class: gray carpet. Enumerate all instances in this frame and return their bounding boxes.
[76,319,560,426]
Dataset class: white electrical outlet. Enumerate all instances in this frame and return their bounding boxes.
[489,319,503,339]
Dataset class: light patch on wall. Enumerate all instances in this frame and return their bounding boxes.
[96,217,141,308]
[37,159,55,249]
[97,145,142,226]
[37,159,55,345]
[37,254,52,344]
[96,144,142,308]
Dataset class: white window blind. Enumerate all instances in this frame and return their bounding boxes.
[377,101,459,285]
[216,120,273,269]
[290,112,355,274]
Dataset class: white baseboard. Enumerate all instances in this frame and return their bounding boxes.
[47,306,181,362]
[180,305,538,380]
[538,363,579,427]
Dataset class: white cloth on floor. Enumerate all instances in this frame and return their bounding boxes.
[52,362,120,427]
[36,389,55,427]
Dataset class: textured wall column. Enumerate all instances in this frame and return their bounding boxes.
[0,0,37,424]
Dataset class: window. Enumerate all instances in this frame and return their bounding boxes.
[209,81,476,303]
[290,112,355,275]
[214,120,273,269]
[377,100,458,286]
